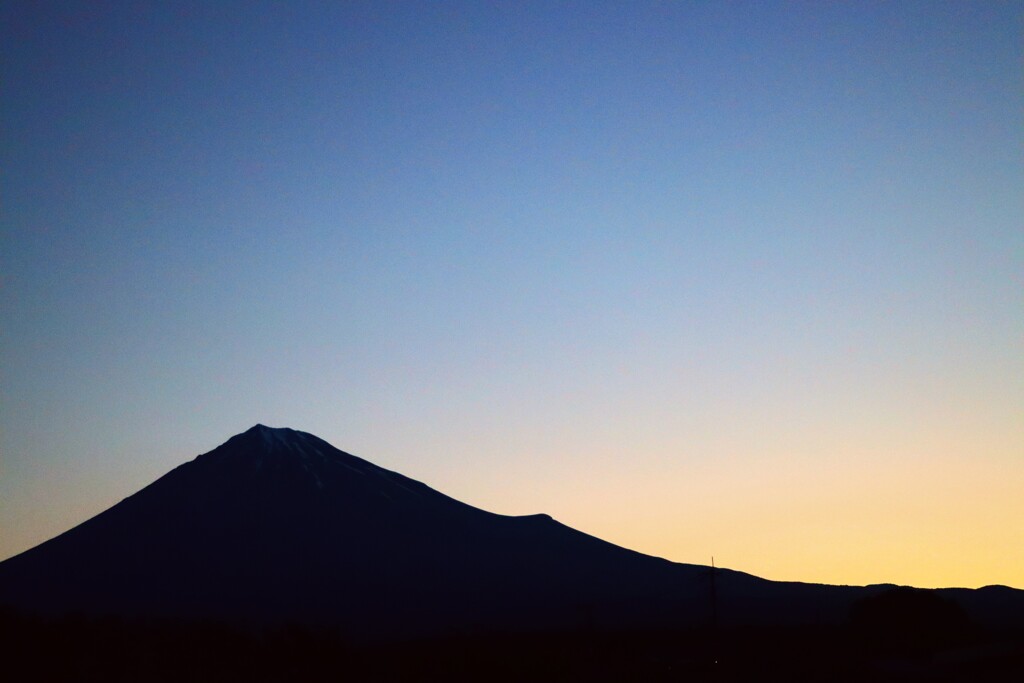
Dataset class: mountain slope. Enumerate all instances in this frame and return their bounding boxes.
[0,426,710,636]
[0,425,1020,640]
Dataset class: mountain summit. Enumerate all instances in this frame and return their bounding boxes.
[190,424,475,512]
[1,426,1021,640]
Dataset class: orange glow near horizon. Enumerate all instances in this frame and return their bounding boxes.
[0,418,1021,591]
[417,408,1024,590]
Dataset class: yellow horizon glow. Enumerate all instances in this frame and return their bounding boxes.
[422,404,1023,591]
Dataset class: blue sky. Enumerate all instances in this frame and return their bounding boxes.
[2,1,1021,587]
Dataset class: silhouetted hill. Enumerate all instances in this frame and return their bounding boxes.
[1,425,1021,651]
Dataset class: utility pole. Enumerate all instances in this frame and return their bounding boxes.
[710,556,718,630]
[710,556,719,666]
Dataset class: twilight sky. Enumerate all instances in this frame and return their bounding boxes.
[1,1,1021,589]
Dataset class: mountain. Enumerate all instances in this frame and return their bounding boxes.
[0,425,1021,642]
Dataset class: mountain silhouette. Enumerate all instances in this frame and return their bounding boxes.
[0,425,1021,642]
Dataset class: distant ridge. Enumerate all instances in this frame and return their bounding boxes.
[1,425,1021,640]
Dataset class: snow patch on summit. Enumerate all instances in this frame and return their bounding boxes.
[253,424,301,452]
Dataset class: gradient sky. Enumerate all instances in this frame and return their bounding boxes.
[2,1,1021,589]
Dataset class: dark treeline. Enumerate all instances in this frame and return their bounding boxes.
[2,590,1021,682]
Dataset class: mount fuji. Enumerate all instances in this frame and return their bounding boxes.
[0,425,1020,642]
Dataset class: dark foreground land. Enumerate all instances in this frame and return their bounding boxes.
[2,429,1021,680]
[3,606,1021,682]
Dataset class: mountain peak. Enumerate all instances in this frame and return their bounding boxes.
[233,424,309,451]
[248,423,283,432]
[245,423,294,437]
[250,423,287,438]
[194,425,344,479]
[200,425,461,508]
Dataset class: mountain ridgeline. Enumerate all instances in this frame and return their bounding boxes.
[1,425,1021,647]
